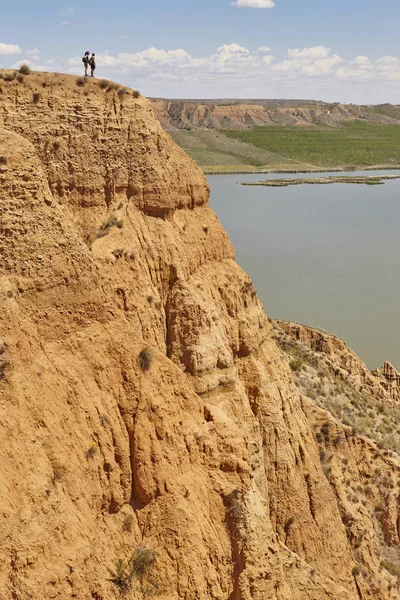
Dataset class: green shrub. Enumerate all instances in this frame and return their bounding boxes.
[289,358,303,372]
[19,64,31,75]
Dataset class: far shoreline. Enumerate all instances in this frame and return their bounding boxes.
[203,164,400,175]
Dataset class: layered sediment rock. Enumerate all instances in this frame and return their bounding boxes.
[0,71,399,600]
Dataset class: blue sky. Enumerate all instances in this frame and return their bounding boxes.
[1,0,400,102]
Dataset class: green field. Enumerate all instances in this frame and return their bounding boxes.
[170,122,400,172]
[222,122,400,169]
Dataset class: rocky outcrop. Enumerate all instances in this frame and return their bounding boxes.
[273,320,400,405]
[0,70,399,600]
[151,99,400,130]
[372,362,400,402]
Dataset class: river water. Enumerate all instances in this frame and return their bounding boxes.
[208,171,400,370]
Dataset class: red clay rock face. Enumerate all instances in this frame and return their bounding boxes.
[0,71,399,600]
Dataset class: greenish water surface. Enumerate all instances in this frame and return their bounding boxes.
[208,171,400,370]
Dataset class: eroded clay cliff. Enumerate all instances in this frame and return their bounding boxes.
[0,70,399,600]
[150,99,400,130]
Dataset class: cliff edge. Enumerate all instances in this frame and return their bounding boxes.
[0,70,399,600]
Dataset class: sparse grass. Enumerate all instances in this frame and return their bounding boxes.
[111,547,158,593]
[381,560,400,579]
[19,64,31,75]
[132,90,141,99]
[52,467,64,484]
[118,87,128,96]
[76,77,86,87]
[123,513,134,533]
[139,347,153,372]
[107,83,119,92]
[289,358,304,373]
[85,443,98,459]
[99,79,109,89]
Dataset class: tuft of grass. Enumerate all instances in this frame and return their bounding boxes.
[85,443,98,459]
[132,90,141,99]
[19,64,31,75]
[123,513,134,533]
[284,517,295,534]
[32,92,41,104]
[0,156,7,165]
[139,347,153,372]
[52,467,64,484]
[16,74,24,83]
[76,77,86,87]
[118,87,128,96]
[99,79,109,89]
[289,358,304,373]
[111,547,158,593]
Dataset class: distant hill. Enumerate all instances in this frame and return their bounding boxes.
[150,98,400,130]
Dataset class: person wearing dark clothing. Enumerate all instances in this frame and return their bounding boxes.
[82,51,90,76]
[89,53,96,77]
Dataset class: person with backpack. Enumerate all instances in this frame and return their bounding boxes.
[82,51,90,76]
[89,53,96,77]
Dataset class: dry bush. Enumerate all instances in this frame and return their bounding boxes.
[139,347,153,372]
[3,72,16,82]
[19,64,31,75]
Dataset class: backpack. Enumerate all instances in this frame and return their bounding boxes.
[89,57,94,66]
[82,56,88,64]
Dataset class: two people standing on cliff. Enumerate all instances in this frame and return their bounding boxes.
[82,52,96,77]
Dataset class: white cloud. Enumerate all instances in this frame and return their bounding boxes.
[230,0,275,7]
[24,43,400,104]
[61,21,69,25]
[25,48,40,61]
[288,46,331,59]
[11,59,33,69]
[0,42,22,55]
